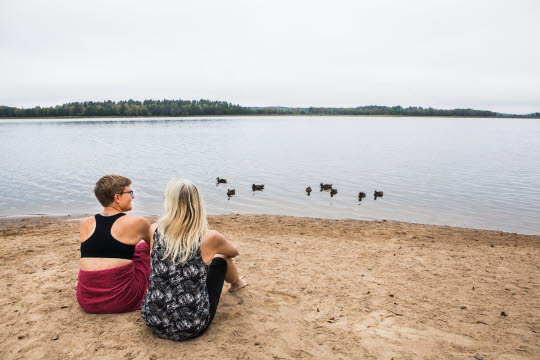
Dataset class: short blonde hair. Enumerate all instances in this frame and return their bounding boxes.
[158,179,208,264]
[94,174,131,207]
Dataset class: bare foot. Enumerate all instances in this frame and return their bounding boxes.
[228,275,248,293]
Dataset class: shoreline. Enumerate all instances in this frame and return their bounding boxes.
[0,213,537,236]
[1,214,539,359]
[2,114,539,120]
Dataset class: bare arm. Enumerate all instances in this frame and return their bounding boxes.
[212,230,239,258]
[138,217,151,244]
[149,223,158,251]
[201,230,239,263]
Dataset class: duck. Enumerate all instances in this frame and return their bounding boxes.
[330,188,338,197]
[320,183,332,191]
[216,177,227,184]
[306,186,312,195]
[227,189,235,197]
[358,192,366,200]
[252,184,264,191]
[374,190,384,197]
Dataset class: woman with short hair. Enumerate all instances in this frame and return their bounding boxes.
[77,174,151,313]
[142,178,247,341]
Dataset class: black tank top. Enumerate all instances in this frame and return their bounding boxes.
[80,213,136,260]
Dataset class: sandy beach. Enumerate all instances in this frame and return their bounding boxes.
[0,214,538,359]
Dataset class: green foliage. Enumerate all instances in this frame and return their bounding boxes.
[0,99,246,118]
[0,99,535,118]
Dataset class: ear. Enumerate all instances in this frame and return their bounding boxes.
[113,194,121,203]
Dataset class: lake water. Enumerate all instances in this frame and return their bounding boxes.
[0,116,539,235]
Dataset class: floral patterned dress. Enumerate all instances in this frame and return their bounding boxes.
[141,230,210,341]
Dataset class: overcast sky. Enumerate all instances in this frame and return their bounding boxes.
[1,0,539,114]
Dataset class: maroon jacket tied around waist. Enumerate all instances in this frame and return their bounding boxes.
[77,241,150,314]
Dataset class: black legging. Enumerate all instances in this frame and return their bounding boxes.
[206,257,228,324]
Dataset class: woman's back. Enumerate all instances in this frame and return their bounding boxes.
[141,178,247,341]
[142,230,211,341]
[77,174,151,314]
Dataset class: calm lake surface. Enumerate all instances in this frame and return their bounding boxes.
[0,116,539,235]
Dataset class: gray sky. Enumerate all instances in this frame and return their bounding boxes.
[1,0,539,114]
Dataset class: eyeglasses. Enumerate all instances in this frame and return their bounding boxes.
[118,190,134,197]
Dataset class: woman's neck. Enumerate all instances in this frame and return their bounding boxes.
[102,205,123,216]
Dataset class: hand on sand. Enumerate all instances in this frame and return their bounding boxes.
[228,276,248,293]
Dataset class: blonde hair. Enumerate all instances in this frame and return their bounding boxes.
[158,179,208,264]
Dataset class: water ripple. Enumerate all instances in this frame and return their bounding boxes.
[1,116,539,234]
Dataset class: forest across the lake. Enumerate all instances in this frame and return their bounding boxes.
[2,99,539,118]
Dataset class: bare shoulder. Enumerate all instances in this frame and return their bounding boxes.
[80,216,94,224]
[123,214,149,223]
[203,229,224,246]
[200,230,224,262]
[79,216,95,242]
[122,215,151,227]
[204,229,222,240]
[118,216,150,239]
[79,216,94,230]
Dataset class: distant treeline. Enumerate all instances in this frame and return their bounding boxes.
[1,99,538,118]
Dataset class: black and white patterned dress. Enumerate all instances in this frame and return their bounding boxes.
[141,230,211,341]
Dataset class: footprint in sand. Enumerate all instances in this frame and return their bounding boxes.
[264,290,300,305]
[350,310,475,357]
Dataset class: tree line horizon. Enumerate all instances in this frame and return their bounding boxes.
[1,99,538,118]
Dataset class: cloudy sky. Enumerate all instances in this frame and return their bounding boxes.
[1,0,539,114]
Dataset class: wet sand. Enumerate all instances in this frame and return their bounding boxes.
[0,215,539,359]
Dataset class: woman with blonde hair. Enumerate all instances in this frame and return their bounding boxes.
[142,179,247,341]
